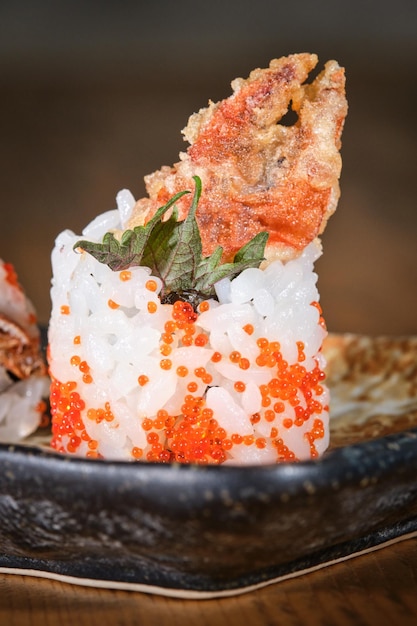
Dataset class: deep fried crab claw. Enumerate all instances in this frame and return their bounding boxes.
[0,260,49,442]
[0,261,46,381]
[128,53,347,262]
[0,314,45,380]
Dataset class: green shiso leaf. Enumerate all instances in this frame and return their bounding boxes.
[193,231,269,294]
[74,176,268,300]
[73,189,189,272]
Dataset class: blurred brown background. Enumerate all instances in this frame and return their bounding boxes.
[0,0,416,334]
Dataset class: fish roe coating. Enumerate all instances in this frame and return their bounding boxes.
[50,294,329,464]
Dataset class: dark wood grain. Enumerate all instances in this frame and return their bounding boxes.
[0,538,417,625]
[0,63,416,334]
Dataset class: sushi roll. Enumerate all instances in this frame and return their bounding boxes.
[0,259,49,442]
[48,53,347,464]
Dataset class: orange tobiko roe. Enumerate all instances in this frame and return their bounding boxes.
[50,299,328,464]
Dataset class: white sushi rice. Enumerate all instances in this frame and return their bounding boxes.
[0,373,49,442]
[49,197,330,465]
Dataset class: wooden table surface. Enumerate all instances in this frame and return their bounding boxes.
[1,537,417,625]
[0,56,416,625]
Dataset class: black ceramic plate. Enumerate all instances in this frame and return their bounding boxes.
[1,334,417,598]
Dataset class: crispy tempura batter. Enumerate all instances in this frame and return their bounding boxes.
[0,314,45,379]
[0,261,46,380]
[128,53,347,262]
